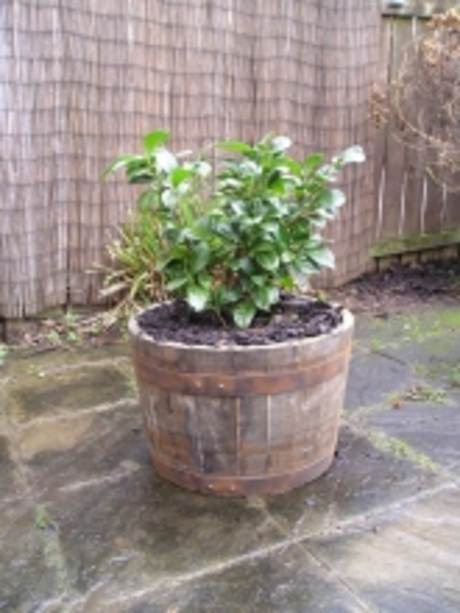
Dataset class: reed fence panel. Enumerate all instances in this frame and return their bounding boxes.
[1,0,380,318]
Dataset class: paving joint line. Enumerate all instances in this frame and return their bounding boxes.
[298,479,459,542]
[10,397,140,431]
[256,504,377,612]
[97,478,460,610]
[101,534,299,609]
[291,540,378,613]
[365,348,408,366]
[57,466,147,494]
[343,418,449,477]
[4,355,132,380]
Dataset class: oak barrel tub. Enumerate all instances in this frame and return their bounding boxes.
[129,308,354,496]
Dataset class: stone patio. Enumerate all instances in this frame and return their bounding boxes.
[1,305,460,612]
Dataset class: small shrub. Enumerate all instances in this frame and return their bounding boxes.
[103,130,364,327]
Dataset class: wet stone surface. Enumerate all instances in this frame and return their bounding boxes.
[306,484,460,613]
[264,425,441,537]
[0,435,23,502]
[6,364,133,424]
[0,500,60,613]
[344,347,416,412]
[3,343,129,376]
[110,544,368,613]
[380,333,460,380]
[363,398,460,471]
[0,304,459,611]
[47,470,283,602]
[19,402,146,495]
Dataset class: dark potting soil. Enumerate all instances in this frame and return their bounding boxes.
[137,295,343,347]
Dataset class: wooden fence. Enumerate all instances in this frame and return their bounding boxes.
[374,0,460,263]
[0,0,380,318]
[3,2,460,320]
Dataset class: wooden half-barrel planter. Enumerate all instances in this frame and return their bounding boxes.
[129,308,354,496]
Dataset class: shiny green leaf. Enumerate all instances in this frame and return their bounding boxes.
[155,149,177,173]
[253,286,279,311]
[190,243,210,273]
[101,155,143,179]
[334,145,365,166]
[170,167,193,187]
[165,277,188,292]
[271,136,292,153]
[143,130,170,156]
[322,188,346,210]
[255,250,279,272]
[233,301,257,328]
[304,153,324,172]
[217,140,254,155]
[308,246,335,269]
[186,284,209,311]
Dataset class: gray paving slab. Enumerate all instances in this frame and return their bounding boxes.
[5,364,133,424]
[377,332,460,382]
[305,484,460,613]
[0,434,23,502]
[264,425,441,538]
[0,499,62,612]
[3,343,129,375]
[344,347,416,411]
[353,308,460,388]
[353,314,408,351]
[362,397,460,471]
[353,308,460,353]
[102,544,369,613]
[45,469,284,605]
[17,400,146,495]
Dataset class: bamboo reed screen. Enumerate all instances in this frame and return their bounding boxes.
[1,0,380,318]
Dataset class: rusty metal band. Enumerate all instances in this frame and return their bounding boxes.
[145,422,338,454]
[150,450,335,496]
[133,348,350,397]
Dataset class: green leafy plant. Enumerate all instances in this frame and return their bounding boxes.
[103,130,364,327]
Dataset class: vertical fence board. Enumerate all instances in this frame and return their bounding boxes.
[380,17,411,239]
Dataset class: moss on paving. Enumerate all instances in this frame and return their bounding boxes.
[350,425,442,474]
[354,306,460,354]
